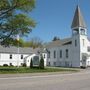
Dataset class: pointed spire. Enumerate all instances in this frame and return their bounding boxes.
[71,5,86,29]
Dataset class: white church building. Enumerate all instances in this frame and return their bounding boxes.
[0,5,90,68]
[46,5,90,68]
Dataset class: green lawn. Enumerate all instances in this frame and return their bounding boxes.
[0,67,79,74]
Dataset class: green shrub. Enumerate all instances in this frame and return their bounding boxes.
[3,64,8,67]
[9,63,14,67]
[30,58,33,68]
[22,63,26,67]
[39,56,44,69]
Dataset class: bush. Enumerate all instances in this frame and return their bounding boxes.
[9,63,14,67]
[80,66,86,69]
[22,63,26,67]
[30,58,33,68]
[3,64,8,67]
[39,56,44,69]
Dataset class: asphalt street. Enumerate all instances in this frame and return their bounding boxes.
[0,69,90,90]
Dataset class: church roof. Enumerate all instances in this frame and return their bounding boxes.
[46,38,72,48]
[71,5,86,29]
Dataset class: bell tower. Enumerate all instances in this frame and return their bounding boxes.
[71,5,87,36]
[71,5,88,67]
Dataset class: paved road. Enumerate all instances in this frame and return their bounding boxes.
[0,70,90,90]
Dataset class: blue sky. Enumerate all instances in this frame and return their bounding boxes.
[25,0,90,42]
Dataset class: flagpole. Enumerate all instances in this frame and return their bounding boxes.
[77,0,80,6]
[17,35,20,68]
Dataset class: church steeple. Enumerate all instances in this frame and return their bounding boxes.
[71,5,86,29]
[71,5,87,36]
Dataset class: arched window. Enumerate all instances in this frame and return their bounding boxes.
[81,29,85,35]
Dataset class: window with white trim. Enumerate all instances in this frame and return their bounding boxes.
[21,55,23,59]
[60,50,62,58]
[54,51,56,58]
[10,54,12,59]
[66,49,68,58]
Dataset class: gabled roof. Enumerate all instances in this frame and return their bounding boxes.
[46,38,72,48]
[0,45,40,54]
[71,5,86,29]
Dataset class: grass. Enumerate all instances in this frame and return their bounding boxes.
[0,66,79,74]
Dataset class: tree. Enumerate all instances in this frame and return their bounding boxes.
[30,58,33,68]
[39,56,44,69]
[0,0,36,46]
[18,37,43,48]
[52,36,60,41]
[30,37,43,48]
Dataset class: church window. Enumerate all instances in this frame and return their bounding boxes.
[75,40,77,47]
[73,29,79,35]
[81,29,85,35]
[66,49,68,58]
[48,51,50,58]
[60,50,62,58]
[54,51,56,58]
